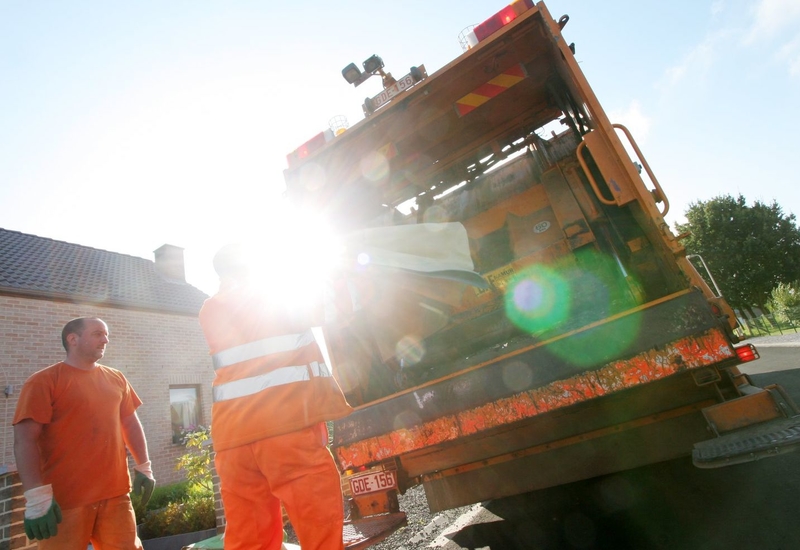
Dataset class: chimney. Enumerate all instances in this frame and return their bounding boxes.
[154,244,186,282]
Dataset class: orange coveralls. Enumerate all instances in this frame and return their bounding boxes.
[199,283,353,550]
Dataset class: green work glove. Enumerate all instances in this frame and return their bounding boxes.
[23,485,62,540]
[132,463,156,507]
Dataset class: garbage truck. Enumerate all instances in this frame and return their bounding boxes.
[281,0,800,545]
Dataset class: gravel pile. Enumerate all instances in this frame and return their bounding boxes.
[285,485,470,549]
[369,486,469,550]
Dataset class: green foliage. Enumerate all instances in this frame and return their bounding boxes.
[326,421,334,445]
[134,482,215,538]
[675,194,800,311]
[175,426,213,493]
[139,495,215,539]
[131,491,146,522]
[147,480,194,510]
[132,481,193,523]
[134,426,217,538]
[767,281,800,322]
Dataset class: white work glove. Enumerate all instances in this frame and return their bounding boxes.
[132,461,156,506]
[134,460,153,478]
[23,484,62,540]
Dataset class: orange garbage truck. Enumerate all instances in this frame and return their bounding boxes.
[281,1,800,546]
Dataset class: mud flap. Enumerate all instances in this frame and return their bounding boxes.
[344,512,408,549]
[693,416,800,468]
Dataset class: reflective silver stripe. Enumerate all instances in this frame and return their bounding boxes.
[212,361,331,402]
[212,331,316,370]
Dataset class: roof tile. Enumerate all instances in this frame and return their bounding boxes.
[0,228,208,314]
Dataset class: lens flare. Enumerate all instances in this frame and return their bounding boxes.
[360,151,389,183]
[299,162,327,192]
[396,335,425,367]
[550,251,642,367]
[393,410,421,431]
[505,264,571,335]
[422,205,448,223]
[547,308,641,368]
[502,360,533,392]
[505,250,643,367]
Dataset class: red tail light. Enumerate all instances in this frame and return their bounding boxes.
[286,129,334,168]
[473,0,534,43]
[735,344,759,363]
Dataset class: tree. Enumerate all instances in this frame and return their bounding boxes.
[675,194,800,313]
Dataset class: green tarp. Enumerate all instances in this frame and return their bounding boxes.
[183,534,223,549]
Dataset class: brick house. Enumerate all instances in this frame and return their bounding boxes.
[0,227,215,549]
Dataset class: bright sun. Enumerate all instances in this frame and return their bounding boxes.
[240,202,344,310]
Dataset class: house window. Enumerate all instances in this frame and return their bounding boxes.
[170,386,201,444]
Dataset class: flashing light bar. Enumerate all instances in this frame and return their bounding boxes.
[286,128,334,168]
[473,0,535,43]
[734,344,760,363]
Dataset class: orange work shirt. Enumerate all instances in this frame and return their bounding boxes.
[13,362,142,510]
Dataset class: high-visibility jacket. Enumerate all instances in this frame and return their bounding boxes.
[198,282,353,452]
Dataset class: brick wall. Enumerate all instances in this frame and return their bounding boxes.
[210,453,226,534]
[0,470,36,550]
[0,295,214,487]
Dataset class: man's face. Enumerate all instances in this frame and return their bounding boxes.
[72,319,109,362]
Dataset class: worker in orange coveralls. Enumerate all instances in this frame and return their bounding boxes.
[199,243,353,550]
[13,317,155,549]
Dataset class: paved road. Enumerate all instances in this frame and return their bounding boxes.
[427,335,800,550]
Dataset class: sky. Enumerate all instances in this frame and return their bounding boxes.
[1,0,799,296]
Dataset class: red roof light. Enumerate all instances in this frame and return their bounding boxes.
[473,0,534,43]
[287,129,334,168]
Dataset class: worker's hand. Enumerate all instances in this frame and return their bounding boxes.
[132,461,156,507]
[23,485,62,540]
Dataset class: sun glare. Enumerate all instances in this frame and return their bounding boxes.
[241,202,343,310]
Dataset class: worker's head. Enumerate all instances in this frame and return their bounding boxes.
[61,317,109,360]
[212,242,251,280]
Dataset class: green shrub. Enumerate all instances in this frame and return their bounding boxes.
[139,494,215,539]
[150,480,194,509]
[176,427,213,493]
[132,481,194,523]
[135,426,217,538]
[767,281,800,323]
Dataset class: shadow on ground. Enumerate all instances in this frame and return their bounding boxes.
[447,450,799,549]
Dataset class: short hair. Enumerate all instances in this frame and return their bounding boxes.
[212,243,250,279]
[61,317,101,351]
